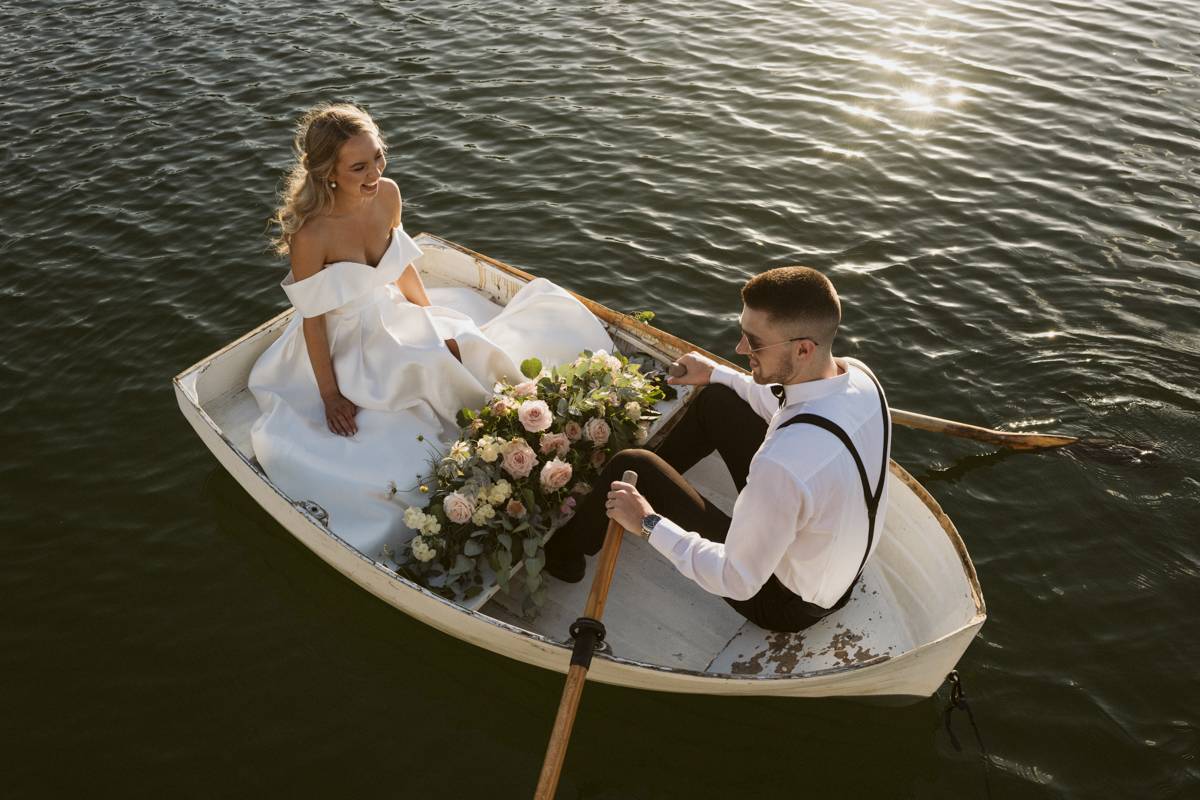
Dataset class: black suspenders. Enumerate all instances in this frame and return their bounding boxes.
[775,367,891,608]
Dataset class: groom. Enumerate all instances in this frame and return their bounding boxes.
[544,266,892,632]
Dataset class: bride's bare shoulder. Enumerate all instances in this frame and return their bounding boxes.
[289,222,328,281]
[381,178,402,224]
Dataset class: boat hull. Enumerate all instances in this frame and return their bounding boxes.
[173,233,985,700]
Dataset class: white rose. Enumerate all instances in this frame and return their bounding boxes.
[443,492,473,524]
[624,401,641,421]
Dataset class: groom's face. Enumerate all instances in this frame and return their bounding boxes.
[736,304,800,385]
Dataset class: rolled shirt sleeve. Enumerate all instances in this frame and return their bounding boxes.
[647,455,809,601]
[710,364,778,422]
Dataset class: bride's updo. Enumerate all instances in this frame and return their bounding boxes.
[271,102,387,255]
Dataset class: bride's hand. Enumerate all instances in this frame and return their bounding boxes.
[322,392,359,436]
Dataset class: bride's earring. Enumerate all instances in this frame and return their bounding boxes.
[329,179,338,189]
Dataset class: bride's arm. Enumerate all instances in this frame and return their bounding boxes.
[386,180,433,307]
[291,231,358,436]
[396,263,433,307]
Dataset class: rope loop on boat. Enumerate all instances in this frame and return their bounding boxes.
[943,670,993,798]
[568,617,607,668]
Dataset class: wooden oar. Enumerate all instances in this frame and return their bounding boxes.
[667,363,1078,452]
[889,408,1077,451]
[534,470,638,800]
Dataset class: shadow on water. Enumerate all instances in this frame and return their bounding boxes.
[912,436,1163,486]
[198,467,992,798]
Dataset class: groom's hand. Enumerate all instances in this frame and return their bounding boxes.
[667,352,716,386]
[605,481,654,534]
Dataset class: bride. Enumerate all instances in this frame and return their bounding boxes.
[249,103,612,558]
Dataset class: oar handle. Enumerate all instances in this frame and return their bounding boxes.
[534,470,638,800]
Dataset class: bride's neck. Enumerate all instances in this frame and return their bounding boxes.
[330,192,371,217]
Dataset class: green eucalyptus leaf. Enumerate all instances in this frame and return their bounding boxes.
[520,357,543,379]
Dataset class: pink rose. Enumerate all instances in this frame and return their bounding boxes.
[501,439,538,479]
[539,432,571,457]
[563,420,583,442]
[443,492,473,525]
[540,458,573,491]
[559,495,577,520]
[583,417,611,446]
[490,395,518,416]
[513,380,538,397]
[591,449,607,468]
[506,498,527,518]
[518,399,553,433]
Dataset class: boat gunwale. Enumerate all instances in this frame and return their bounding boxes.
[172,232,984,687]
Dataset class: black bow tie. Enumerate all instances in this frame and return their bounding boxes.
[770,384,786,408]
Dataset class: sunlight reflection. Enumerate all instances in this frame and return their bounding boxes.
[899,88,938,113]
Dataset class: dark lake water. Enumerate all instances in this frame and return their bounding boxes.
[3,0,1198,797]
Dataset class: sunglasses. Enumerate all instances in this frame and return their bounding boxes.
[740,329,820,353]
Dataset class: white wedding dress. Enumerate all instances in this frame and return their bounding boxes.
[248,225,613,558]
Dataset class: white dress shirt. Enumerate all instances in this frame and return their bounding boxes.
[647,357,890,609]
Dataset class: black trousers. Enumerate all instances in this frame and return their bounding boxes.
[547,384,832,632]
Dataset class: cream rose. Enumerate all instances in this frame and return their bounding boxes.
[506,498,527,518]
[624,401,641,421]
[563,420,583,442]
[472,504,496,526]
[539,431,571,457]
[501,439,538,479]
[583,417,611,447]
[591,449,607,468]
[443,492,473,524]
[518,399,553,433]
[513,380,538,397]
[410,536,437,563]
[489,479,513,505]
[540,458,573,491]
[477,435,502,463]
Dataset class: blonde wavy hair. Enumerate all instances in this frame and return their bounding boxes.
[270,102,386,255]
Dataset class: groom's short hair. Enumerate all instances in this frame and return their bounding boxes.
[741,266,841,345]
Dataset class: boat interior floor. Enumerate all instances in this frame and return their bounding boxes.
[484,452,913,676]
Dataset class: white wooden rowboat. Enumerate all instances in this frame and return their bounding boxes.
[174,234,985,701]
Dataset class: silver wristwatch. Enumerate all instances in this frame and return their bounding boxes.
[640,513,662,539]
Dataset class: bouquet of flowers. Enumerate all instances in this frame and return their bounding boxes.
[389,349,669,611]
